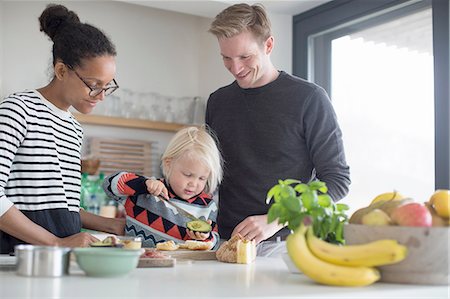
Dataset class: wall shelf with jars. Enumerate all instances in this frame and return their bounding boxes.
[74,89,205,132]
[73,113,186,132]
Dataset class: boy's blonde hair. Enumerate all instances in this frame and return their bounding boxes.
[161,126,223,194]
[209,3,272,44]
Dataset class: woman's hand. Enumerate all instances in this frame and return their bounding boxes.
[80,209,125,236]
[186,219,212,241]
[145,179,168,198]
[57,232,99,248]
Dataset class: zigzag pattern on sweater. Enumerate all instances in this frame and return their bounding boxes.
[125,224,159,244]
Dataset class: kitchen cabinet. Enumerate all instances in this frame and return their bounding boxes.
[74,113,187,132]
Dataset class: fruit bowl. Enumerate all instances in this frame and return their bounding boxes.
[73,247,143,277]
[344,224,449,285]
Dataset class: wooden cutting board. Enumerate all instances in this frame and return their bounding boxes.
[143,249,217,261]
[167,249,217,260]
[138,257,175,268]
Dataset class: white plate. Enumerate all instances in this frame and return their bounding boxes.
[282,253,301,274]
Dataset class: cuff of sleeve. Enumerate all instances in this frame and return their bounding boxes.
[0,198,14,217]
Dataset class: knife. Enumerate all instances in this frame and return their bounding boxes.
[157,194,199,221]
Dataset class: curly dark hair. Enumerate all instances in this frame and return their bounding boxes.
[39,4,116,68]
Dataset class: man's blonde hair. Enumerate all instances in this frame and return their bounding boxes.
[209,3,271,44]
[161,126,223,194]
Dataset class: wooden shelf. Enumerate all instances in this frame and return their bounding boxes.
[73,113,186,132]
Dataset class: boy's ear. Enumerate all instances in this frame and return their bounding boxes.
[163,158,172,170]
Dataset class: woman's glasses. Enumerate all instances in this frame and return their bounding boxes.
[68,65,119,97]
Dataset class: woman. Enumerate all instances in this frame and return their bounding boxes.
[0,4,124,254]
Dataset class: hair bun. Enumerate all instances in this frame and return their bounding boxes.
[39,4,80,40]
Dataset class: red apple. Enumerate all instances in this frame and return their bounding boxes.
[391,203,432,227]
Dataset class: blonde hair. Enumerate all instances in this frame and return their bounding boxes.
[161,126,223,194]
[209,3,272,44]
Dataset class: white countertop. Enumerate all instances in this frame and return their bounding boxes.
[0,255,448,299]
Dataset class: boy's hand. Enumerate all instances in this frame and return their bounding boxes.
[186,220,212,241]
[145,179,168,199]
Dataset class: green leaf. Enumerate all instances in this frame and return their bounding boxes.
[336,203,350,211]
[317,194,332,207]
[267,203,281,224]
[294,183,309,193]
[266,185,281,204]
[301,190,317,210]
[309,180,325,190]
[335,222,344,243]
[280,185,296,198]
[282,179,301,186]
[288,216,302,231]
[284,196,301,212]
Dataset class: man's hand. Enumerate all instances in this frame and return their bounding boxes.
[231,214,284,244]
[145,179,168,198]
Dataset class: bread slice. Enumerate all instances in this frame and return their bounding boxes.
[179,240,214,250]
[156,240,179,251]
[216,233,256,264]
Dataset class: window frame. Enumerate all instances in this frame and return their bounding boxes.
[293,0,449,189]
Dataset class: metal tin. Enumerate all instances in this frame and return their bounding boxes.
[14,245,71,277]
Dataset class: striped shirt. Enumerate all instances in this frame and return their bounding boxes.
[0,90,83,253]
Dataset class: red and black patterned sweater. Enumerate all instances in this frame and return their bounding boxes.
[103,172,219,248]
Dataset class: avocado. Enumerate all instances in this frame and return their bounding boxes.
[186,220,212,233]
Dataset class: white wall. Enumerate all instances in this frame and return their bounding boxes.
[0,1,293,175]
[0,2,3,97]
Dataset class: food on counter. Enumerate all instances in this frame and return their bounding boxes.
[349,197,414,224]
[306,227,407,267]
[287,225,381,286]
[216,233,256,264]
[425,202,448,226]
[361,209,392,226]
[90,236,121,247]
[156,240,213,251]
[141,248,169,259]
[349,189,450,227]
[156,240,179,251]
[391,203,432,227]
[186,220,212,233]
[119,237,142,249]
[429,189,450,218]
[90,236,142,249]
[179,240,214,250]
[370,191,404,204]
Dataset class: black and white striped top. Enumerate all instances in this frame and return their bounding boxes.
[0,90,83,214]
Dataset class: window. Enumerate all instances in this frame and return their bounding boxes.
[293,0,449,210]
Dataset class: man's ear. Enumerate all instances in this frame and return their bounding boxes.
[54,61,68,80]
[265,36,274,55]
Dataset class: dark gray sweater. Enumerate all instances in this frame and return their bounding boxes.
[205,71,350,240]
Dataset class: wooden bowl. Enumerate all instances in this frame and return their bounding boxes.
[344,224,449,285]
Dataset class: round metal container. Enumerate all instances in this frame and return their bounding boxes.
[14,245,71,277]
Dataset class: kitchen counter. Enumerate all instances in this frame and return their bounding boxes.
[0,255,447,298]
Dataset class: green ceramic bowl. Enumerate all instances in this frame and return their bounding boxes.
[73,247,143,277]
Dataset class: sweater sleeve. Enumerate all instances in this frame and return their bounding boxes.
[103,172,151,205]
[302,87,351,201]
[0,97,28,217]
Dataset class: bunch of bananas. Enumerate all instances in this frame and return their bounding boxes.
[286,225,408,286]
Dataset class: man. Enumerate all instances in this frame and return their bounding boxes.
[206,3,350,256]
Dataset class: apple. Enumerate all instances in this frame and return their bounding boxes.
[391,203,432,227]
[361,209,392,226]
